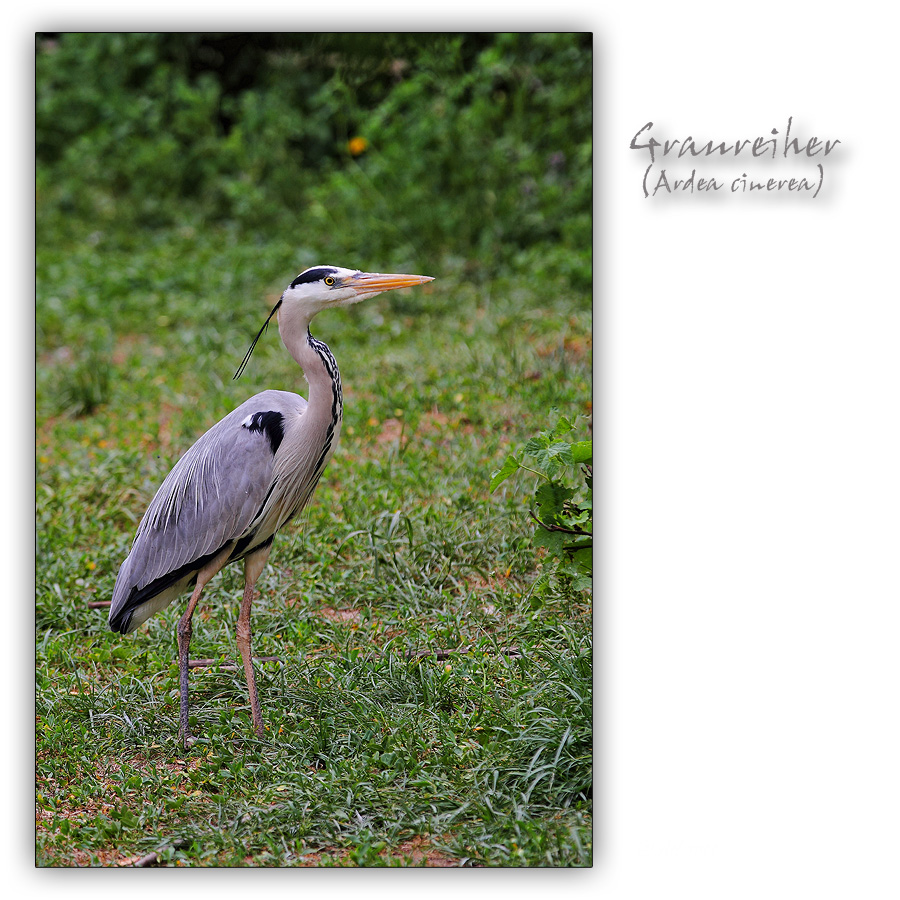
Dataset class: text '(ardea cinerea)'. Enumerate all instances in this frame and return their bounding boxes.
[108,266,434,746]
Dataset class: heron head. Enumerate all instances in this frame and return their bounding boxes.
[280,265,434,314]
[234,265,434,379]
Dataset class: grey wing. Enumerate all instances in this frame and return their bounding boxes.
[109,390,306,630]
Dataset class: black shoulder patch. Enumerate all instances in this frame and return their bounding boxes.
[242,410,286,454]
[290,266,338,288]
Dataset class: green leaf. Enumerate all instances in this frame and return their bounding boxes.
[570,440,592,464]
[547,441,575,466]
[571,547,593,576]
[550,415,575,440]
[489,453,521,492]
[533,527,566,557]
[524,435,550,458]
[572,573,592,592]
[525,439,574,476]
[562,508,592,531]
[535,481,574,520]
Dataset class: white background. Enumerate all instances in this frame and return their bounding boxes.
[14,5,900,895]
[603,7,899,897]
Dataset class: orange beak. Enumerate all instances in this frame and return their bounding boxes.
[348,271,434,296]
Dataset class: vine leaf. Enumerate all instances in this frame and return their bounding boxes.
[489,453,521,492]
[489,412,593,593]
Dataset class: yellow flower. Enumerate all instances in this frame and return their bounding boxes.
[348,136,368,156]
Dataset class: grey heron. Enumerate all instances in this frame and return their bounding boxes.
[108,265,434,745]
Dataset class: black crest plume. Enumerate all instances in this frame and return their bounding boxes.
[234,299,282,380]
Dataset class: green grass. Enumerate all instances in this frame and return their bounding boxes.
[35,219,592,867]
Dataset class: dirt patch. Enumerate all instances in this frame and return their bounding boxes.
[296,834,459,867]
[318,607,363,623]
[374,417,404,447]
[352,409,481,461]
[535,330,593,363]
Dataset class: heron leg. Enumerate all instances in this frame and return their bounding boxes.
[177,549,231,747]
[237,544,272,739]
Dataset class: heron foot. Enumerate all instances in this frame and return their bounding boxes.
[179,723,199,749]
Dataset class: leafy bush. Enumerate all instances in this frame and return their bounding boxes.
[491,414,592,593]
[36,33,592,281]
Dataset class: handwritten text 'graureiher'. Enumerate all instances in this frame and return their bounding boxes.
[630,117,841,198]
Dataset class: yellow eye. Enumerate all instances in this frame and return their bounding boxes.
[324,276,335,286]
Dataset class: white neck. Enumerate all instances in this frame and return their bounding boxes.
[277,304,341,410]
[249,301,344,533]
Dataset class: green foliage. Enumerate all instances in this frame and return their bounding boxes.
[36,32,591,279]
[491,414,592,593]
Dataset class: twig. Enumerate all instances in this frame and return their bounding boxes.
[187,656,282,670]
[88,600,111,609]
[528,509,591,537]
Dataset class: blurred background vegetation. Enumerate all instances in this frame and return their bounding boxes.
[36,32,592,287]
